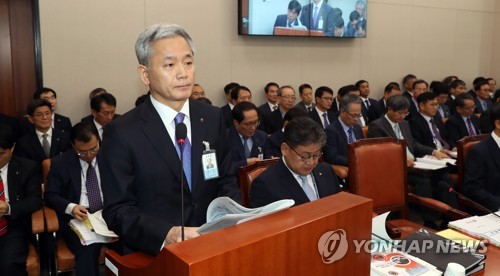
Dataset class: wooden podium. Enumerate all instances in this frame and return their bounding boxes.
[273,27,325,37]
[105,192,372,275]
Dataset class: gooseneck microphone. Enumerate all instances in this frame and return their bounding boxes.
[442,182,500,219]
[175,122,187,241]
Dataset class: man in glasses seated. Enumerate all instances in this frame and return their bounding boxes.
[228,102,272,175]
[45,123,110,276]
[324,94,364,167]
[249,116,342,208]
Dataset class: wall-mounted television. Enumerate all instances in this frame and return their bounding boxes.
[239,0,367,37]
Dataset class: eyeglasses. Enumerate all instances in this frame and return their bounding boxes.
[344,111,363,119]
[321,97,334,101]
[75,145,99,157]
[395,110,409,116]
[287,144,322,163]
[281,95,296,100]
[241,120,259,128]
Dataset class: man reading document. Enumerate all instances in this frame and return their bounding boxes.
[101,23,240,256]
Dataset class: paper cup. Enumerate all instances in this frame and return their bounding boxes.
[444,262,465,276]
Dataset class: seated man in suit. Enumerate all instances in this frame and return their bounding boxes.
[446,79,466,116]
[45,123,108,276]
[295,83,315,112]
[259,86,296,134]
[409,92,451,151]
[221,82,239,128]
[368,95,456,228]
[274,0,303,29]
[310,86,336,129]
[463,102,500,211]
[405,79,428,121]
[101,23,240,256]
[250,116,342,208]
[15,100,71,167]
[473,78,494,116]
[269,107,308,158]
[257,82,279,117]
[324,94,364,166]
[467,76,486,99]
[433,84,451,123]
[0,124,41,275]
[445,93,481,149]
[20,87,72,136]
[228,102,272,174]
[376,82,401,119]
[480,90,500,134]
[402,74,417,101]
[356,80,379,124]
[81,93,119,142]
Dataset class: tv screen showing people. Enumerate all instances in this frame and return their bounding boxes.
[239,0,367,37]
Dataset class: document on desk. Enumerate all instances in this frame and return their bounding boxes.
[414,155,456,170]
[449,212,500,247]
[197,197,294,235]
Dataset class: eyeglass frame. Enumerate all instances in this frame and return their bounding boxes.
[286,143,323,163]
[75,144,100,157]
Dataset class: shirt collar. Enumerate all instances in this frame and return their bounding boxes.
[313,0,323,9]
[0,162,8,176]
[420,112,432,122]
[385,114,398,128]
[315,106,326,116]
[150,95,190,127]
[492,131,500,149]
[338,118,351,133]
[36,127,53,139]
[93,118,104,131]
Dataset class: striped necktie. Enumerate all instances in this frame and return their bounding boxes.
[0,172,8,236]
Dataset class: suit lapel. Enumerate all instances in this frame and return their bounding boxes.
[70,152,83,197]
[50,131,61,157]
[230,127,246,160]
[276,160,309,204]
[487,136,500,170]
[139,100,183,187]
[189,100,206,194]
[30,133,45,160]
[312,166,328,198]
[381,117,397,137]
[7,157,20,201]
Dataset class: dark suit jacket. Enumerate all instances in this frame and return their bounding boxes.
[268,130,284,158]
[81,114,120,143]
[406,97,419,121]
[299,2,335,36]
[367,116,434,158]
[259,108,284,134]
[446,96,457,116]
[467,89,477,99]
[309,108,336,129]
[328,98,340,115]
[324,119,364,166]
[376,98,387,117]
[20,113,72,137]
[480,108,494,134]
[228,126,272,174]
[445,113,481,148]
[14,128,71,165]
[274,14,300,28]
[100,98,240,256]
[220,104,233,128]
[249,159,341,208]
[435,104,451,122]
[409,113,449,150]
[361,97,379,123]
[474,98,493,114]
[257,102,273,118]
[2,156,41,236]
[294,101,315,112]
[463,135,500,211]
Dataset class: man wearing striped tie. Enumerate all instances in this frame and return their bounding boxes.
[0,123,41,275]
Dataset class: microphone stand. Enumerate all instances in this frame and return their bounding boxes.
[179,139,185,241]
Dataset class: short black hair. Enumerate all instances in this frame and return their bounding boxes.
[283,107,308,122]
[70,122,98,144]
[432,83,450,96]
[474,79,489,91]
[299,84,312,95]
[355,80,368,88]
[135,94,148,107]
[490,101,500,126]
[224,82,239,96]
[338,85,358,98]
[0,123,15,149]
[288,0,302,14]
[264,82,279,93]
[89,87,107,99]
[315,86,334,99]
[334,17,344,28]
[387,95,410,112]
[416,92,437,105]
[450,79,466,89]
[197,97,212,105]
[402,74,417,86]
[33,87,57,99]
[232,101,258,123]
[284,116,326,149]
[455,93,474,108]
[231,86,251,101]
[90,93,116,111]
[442,75,458,85]
[384,82,400,93]
[27,99,52,116]
[472,76,486,87]
[349,10,360,21]
[412,79,428,90]
[356,20,366,32]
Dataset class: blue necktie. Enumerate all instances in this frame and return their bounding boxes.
[175,113,192,190]
[243,137,251,158]
[322,113,329,128]
[313,6,319,28]
[299,175,317,201]
[347,128,355,144]
[86,162,103,213]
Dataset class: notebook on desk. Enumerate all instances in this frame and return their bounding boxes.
[400,229,485,275]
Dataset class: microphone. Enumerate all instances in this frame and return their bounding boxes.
[441,182,500,219]
[175,122,187,241]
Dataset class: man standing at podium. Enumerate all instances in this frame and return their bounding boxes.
[100,23,240,256]
[249,116,342,207]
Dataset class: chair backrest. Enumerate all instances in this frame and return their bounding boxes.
[239,159,279,207]
[456,134,489,193]
[41,159,51,195]
[361,126,368,139]
[348,137,408,217]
